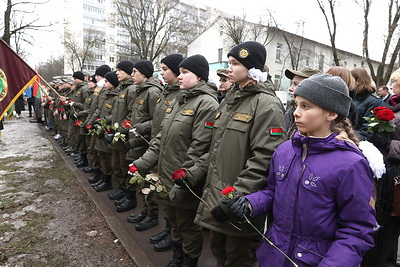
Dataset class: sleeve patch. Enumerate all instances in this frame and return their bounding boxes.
[270,128,283,136]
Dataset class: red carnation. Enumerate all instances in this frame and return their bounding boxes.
[49,105,53,110]
[60,101,66,106]
[221,186,236,196]
[86,124,93,130]
[58,108,63,112]
[376,108,395,121]
[74,120,83,127]
[129,165,138,173]
[106,128,112,134]
[123,120,132,128]
[172,169,186,180]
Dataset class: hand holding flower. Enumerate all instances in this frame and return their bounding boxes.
[128,164,138,174]
[223,195,251,220]
[172,168,188,187]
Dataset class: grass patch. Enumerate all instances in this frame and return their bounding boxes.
[0,212,57,265]
[0,156,31,172]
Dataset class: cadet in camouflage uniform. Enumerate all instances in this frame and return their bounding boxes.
[146,54,184,252]
[124,60,162,231]
[82,65,111,174]
[68,71,89,166]
[89,71,120,192]
[83,65,111,175]
[194,41,287,267]
[56,80,72,149]
[106,61,137,212]
[78,75,100,172]
[131,55,219,266]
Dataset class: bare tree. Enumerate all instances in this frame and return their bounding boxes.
[1,0,52,53]
[113,0,192,62]
[221,14,273,47]
[357,0,400,86]
[222,15,248,45]
[316,0,340,65]
[269,11,307,70]
[64,28,103,72]
[37,56,64,81]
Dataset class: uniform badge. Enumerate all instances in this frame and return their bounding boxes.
[215,112,221,119]
[166,100,172,106]
[119,94,126,99]
[105,103,112,109]
[239,48,249,58]
[137,99,144,105]
[156,98,161,103]
[166,107,172,113]
[233,112,253,122]
[182,109,194,116]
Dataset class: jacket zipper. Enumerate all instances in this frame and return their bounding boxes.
[291,144,307,253]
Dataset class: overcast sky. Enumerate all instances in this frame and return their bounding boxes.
[190,0,387,59]
[18,0,388,67]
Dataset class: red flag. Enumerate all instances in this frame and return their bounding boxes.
[0,39,38,120]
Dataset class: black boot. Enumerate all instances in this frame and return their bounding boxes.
[154,234,172,251]
[182,253,198,267]
[127,211,147,223]
[108,187,126,200]
[135,215,158,231]
[150,222,171,243]
[76,154,88,168]
[88,169,102,184]
[167,242,183,267]
[83,165,94,173]
[115,196,127,206]
[94,174,112,192]
[116,190,137,212]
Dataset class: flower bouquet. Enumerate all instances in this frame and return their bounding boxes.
[364,106,395,133]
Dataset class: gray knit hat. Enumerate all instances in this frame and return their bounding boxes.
[294,74,351,117]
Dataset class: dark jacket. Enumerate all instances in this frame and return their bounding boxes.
[351,91,383,140]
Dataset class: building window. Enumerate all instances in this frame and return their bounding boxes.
[276,43,282,61]
[318,55,324,71]
[218,48,223,62]
[110,57,114,63]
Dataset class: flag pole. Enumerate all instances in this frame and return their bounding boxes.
[37,73,62,98]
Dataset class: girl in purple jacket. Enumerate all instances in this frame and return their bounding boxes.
[225,74,377,266]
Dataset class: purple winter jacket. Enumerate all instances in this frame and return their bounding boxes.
[246,132,377,267]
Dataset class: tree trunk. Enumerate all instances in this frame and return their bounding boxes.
[2,0,12,45]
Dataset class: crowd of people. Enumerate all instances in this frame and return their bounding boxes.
[30,40,400,267]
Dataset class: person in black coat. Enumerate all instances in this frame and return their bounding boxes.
[350,67,383,140]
